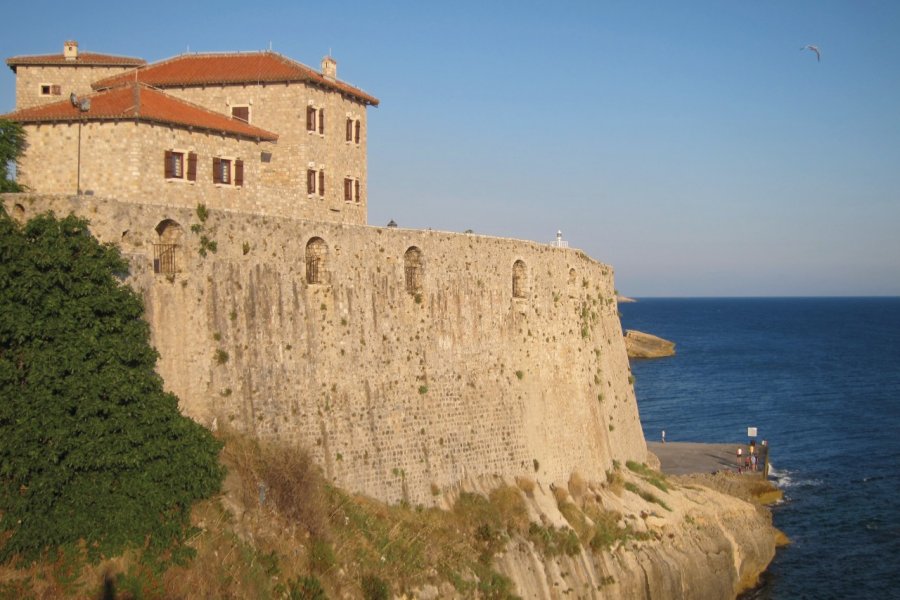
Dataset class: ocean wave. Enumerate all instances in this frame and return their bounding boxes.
[767,464,822,489]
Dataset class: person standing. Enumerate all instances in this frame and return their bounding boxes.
[736,447,743,469]
[661,430,666,444]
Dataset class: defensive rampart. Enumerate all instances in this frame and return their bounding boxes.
[3,194,647,505]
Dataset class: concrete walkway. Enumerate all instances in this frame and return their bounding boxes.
[647,442,765,476]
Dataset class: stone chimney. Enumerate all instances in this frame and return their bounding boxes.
[64,40,78,61]
[321,56,337,80]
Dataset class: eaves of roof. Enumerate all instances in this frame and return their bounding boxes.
[92,51,379,106]
[6,52,146,72]
[0,84,278,142]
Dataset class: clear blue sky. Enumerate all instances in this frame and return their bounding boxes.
[3,1,899,296]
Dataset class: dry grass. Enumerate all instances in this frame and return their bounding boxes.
[515,476,535,497]
[0,430,540,599]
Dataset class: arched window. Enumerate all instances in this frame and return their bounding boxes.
[305,237,328,284]
[512,260,527,299]
[153,219,183,274]
[404,246,423,294]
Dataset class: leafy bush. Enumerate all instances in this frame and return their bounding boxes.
[0,209,224,563]
[361,574,389,600]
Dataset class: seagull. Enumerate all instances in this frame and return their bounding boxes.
[802,45,821,62]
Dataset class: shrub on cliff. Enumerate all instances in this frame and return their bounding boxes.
[0,207,224,564]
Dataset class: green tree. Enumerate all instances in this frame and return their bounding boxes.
[0,207,224,563]
[0,119,26,193]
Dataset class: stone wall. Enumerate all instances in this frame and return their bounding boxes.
[2,194,648,505]
[11,64,137,110]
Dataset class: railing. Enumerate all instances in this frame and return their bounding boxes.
[153,244,178,275]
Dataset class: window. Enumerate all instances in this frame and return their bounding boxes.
[305,237,328,285]
[153,219,183,275]
[512,260,527,299]
[308,168,324,196]
[213,157,244,186]
[307,106,324,134]
[404,247,424,294]
[346,118,361,143]
[164,150,197,181]
[40,84,61,96]
[231,105,250,123]
[344,178,360,202]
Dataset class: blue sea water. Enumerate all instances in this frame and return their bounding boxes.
[619,298,900,600]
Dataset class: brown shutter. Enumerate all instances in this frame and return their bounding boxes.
[355,120,361,144]
[187,152,197,181]
[213,157,222,184]
[319,108,325,134]
[346,118,352,141]
[51,85,61,95]
[355,179,360,203]
[307,106,315,131]
[164,150,173,178]
[234,159,244,187]
[307,169,316,193]
[343,178,350,201]
[319,170,325,196]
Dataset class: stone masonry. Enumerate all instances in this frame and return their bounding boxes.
[2,194,648,505]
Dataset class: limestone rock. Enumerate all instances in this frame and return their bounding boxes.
[625,330,675,359]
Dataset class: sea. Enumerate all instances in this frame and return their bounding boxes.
[619,297,900,600]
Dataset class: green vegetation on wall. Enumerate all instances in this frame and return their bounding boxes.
[0,208,224,564]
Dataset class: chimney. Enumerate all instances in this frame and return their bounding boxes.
[64,40,78,61]
[321,56,337,80]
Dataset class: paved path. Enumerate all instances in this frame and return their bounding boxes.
[647,441,767,476]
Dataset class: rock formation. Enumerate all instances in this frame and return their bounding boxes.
[625,330,676,359]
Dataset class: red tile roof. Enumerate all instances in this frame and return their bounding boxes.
[92,51,379,106]
[1,84,278,142]
[6,52,145,72]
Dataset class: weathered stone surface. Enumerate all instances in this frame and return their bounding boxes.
[625,329,676,359]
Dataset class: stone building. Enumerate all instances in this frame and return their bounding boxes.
[4,41,378,225]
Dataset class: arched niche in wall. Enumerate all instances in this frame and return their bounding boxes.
[404,246,424,294]
[568,268,577,285]
[512,259,528,299]
[153,219,183,274]
[305,237,328,285]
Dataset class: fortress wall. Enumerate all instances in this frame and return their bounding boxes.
[3,194,647,504]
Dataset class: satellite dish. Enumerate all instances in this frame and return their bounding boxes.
[79,98,91,112]
[70,92,78,106]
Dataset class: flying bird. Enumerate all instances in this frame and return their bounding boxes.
[802,45,821,62]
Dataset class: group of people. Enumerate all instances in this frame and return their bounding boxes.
[736,439,766,473]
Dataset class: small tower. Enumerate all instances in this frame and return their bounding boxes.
[64,40,79,61]
[321,56,337,80]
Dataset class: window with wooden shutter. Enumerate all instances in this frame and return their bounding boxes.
[307,169,316,194]
[346,118,353,142]
[51,85,61,96]
[164,150,174,178]
[318,170,325,196]
[344,178,352,202]
[307,106,316,132]
[213,158,223,184]
[231,106,250,123]
[187,152,197,181]
[234,159,244,187]
[355,120,361,144]
[318,108,325,134]
[355,179,360,203]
